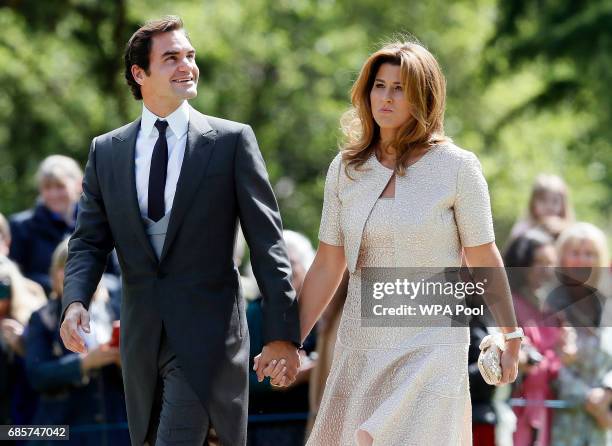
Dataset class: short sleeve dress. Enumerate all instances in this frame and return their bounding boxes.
[307,143,495,446]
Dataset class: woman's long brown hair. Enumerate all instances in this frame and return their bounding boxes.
[341,40,450,175]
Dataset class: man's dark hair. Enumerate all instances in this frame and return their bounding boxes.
[124,16,186,100]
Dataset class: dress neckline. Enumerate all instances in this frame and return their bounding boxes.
[372,143,443,172]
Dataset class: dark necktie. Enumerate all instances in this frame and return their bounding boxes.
[148,119,169,222]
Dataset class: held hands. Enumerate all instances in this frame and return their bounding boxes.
[60,302,90,354]
[266,351,316,391]
[253,340,301,388]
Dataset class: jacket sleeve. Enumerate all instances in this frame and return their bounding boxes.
[61,138,115,321]
[234,125,301,346]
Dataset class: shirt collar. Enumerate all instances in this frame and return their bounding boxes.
[141,101,190,139]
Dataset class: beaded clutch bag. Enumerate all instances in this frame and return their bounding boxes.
[477,333,506,386]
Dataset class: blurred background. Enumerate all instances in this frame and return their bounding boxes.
[0,0,609,247]
[0,1,611,445]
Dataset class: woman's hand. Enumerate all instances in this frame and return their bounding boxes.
[499,339,520,385]
[266,350,316,391]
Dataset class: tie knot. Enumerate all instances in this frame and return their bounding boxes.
[154,119,169,134]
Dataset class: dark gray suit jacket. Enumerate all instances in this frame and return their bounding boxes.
[62,105,301,445]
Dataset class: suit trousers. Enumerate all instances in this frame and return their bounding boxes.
[145,330,210,446]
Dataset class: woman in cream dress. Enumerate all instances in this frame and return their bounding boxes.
[257,41,522,445]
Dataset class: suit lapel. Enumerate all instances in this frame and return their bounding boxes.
[111,118,159,265]
[159,107,217,262]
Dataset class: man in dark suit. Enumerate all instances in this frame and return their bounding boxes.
[59,16,301,446]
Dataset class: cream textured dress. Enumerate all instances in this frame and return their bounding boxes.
[307,143,495,446]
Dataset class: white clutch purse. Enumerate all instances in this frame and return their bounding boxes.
[477,333,506,386]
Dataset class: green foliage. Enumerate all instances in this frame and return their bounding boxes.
[482,0,612,243]
[0,0,609,248]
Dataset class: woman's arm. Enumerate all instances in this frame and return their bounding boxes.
[298,242,347,343]
[464,242,521,385]
[464,242,519,333]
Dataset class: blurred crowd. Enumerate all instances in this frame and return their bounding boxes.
[471,174,611,446]
[0,156,610,446]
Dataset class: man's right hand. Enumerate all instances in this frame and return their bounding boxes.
[60,302,90,353]
[253,341,301,386]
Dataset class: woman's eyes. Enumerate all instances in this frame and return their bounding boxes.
[374,83,402,91]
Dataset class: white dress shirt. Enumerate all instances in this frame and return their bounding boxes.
[135,101,189,218]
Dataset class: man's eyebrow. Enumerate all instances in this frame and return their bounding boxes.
[161,49,196,57]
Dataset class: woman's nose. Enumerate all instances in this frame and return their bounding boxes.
[383,93,392,103]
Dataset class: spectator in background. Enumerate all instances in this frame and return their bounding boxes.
[546,223,612,445]
[536,215,571,241]
[247,230,317,446]
[9,155,83,293]
[509,174,574,242]
[25,239,129,445]
[547,223,609,327]
[1,213,47,300]
[504,230,565,446]
[0,253,46,426]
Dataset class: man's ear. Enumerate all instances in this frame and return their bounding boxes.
[131,65,146,86]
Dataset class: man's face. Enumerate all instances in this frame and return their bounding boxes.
[135,30,199,108]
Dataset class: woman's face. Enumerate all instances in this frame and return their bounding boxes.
[561,239,599,268]
[526,244,557,290]
[370,63,412,136]
[533,191,563,219]
[40,177,80,215]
